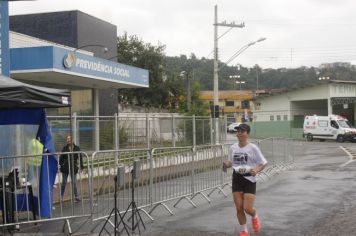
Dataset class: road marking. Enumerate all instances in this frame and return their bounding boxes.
[339,146,356,167]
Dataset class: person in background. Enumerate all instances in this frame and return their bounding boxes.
[27,138,44,184]
[59,135,83,202]
[223,123,268,236]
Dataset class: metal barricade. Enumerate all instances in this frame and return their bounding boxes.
[257,137,299,180]
[192,145,226,202]
[0,139,302,232]
[0,151,91,231]
[54,151,92,222]
[220,143,233,190]
[149,147,194,215]
[89,139,301,226]
[91,149,151,223]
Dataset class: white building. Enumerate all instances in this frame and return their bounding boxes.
[254,80,356,125]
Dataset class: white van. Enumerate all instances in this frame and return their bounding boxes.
[303,114,356,142]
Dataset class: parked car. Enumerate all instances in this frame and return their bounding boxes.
[227,122,241,133]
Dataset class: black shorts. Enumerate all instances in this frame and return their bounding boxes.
[232,171,256,194]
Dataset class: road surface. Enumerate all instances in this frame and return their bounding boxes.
[10,140,356,236]
[144,141,356,236]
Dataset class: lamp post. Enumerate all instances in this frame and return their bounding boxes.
[229,75,240,80]
[235,81,246,90]
[224,37,267,66]
[180,70,191,111]
[212,5,266,144]
[255,65,260,91]
[213,5,245,144]
[229,75,243,90]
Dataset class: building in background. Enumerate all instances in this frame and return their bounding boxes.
[10,10,134,116]
[251,80,356,139]
[199,90,254,123]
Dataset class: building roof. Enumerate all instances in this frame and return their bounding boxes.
[254,80,356,100]
[200,90,254,100]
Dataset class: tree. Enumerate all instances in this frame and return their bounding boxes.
[116,32,169,108]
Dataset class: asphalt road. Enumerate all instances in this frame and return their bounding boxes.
[9,139,356,236]
[143,140,356,236]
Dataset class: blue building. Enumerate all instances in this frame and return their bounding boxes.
[9,10,149,116]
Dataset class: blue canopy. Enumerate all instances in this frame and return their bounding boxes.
[0,76,71,218]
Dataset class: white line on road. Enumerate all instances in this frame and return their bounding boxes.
[339,146,355,167]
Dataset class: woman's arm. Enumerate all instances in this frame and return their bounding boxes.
[250,163,267,176]
[222,160,232,172]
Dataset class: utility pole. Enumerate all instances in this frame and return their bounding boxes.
[213,5,244,144]
[187,71,191,111]
[256,65,259,91]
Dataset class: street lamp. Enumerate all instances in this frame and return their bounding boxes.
[229,75,240,80]
[180,71,191,111]
[212,4,267,144]
[224,37,267,65]
[235,81,246,90]
[229,75,244,89]
[213,5,245,144]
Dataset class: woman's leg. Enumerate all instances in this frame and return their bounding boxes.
[243,193,256,217]
[244,193,261,233]
[233,191,246,225]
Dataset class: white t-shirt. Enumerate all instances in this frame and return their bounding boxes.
[228,142,268,183]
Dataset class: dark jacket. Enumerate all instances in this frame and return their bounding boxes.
[59,143,83,174]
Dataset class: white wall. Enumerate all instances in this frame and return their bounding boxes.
[330,83,356,97]
[254,84,330,121]
[10,31,93,55]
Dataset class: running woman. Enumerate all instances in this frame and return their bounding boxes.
[223,123,267,236]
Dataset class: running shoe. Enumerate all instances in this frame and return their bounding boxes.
[252,215,261,233]
[239,231,250,236]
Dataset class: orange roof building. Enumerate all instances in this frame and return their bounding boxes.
[199,90,254,122]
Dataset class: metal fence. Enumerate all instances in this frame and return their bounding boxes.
[0,151,91,230]
[90,138,301,224]
[0,138,302,234]
[48,114,227,152]
[91,148,152,222]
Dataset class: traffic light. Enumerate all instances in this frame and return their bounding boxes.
[210,105,219,118]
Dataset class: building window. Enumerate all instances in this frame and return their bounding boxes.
[241,100,250,109]
[270,115,274,121]
[283,115,288,121]
[276,115,281,121]
[255,102,261,110]
[318,120,328,127]
[225,101,234,107]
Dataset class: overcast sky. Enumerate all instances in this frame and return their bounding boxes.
[9,0,356,69]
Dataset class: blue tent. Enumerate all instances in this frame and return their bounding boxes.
[0,76,70,218]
